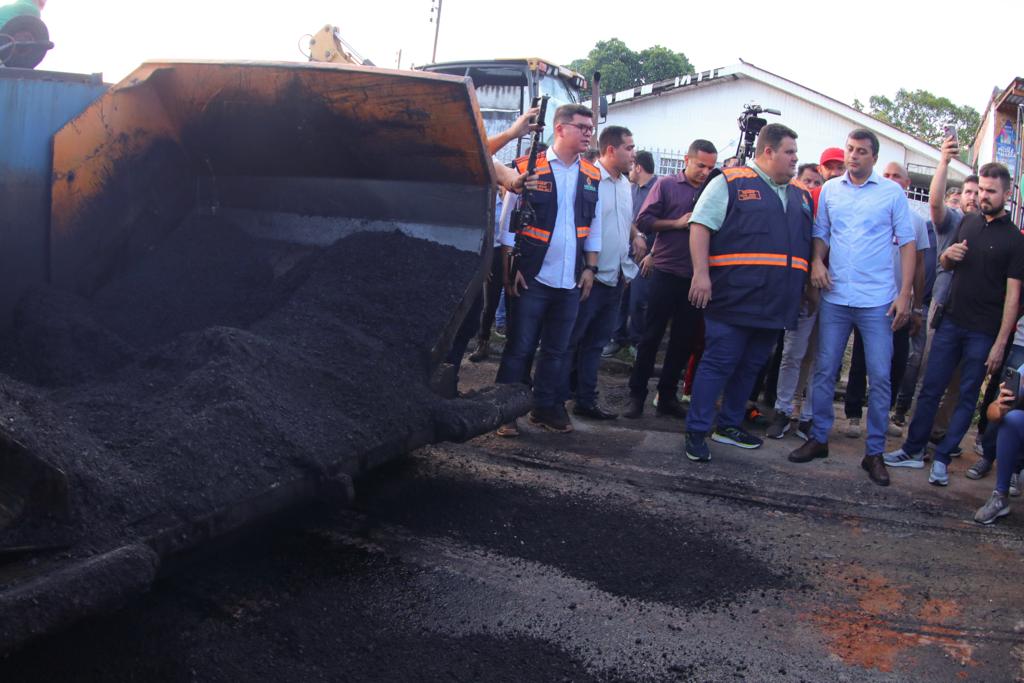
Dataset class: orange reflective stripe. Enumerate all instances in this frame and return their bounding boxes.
[520,226,551,243]
[791,257,809,272]
[723,167,758,182]
[579,159,601,180]
[576,226,590,238]
[709,252,789,267]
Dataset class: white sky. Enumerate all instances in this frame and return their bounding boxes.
[38,0,1021,115]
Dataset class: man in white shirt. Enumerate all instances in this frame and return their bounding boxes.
[564,126,644,419]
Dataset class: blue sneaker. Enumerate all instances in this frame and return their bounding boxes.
[685,431,711,462]
[929,461,949,486]
[884,448,925,469]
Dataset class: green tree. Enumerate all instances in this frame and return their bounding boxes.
[861,88,981,147]
[568,38,693,96]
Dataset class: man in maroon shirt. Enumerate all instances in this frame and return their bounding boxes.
[624,139,718,418]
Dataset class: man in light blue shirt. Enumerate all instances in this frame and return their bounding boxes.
[788,128,916,487]
[495,104,602,435]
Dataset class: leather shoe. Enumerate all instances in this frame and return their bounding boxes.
[861,455,890,486]
[788,439,829,463]
[623,395,644,419]
[573,403,618,420]
[656,396,687,418]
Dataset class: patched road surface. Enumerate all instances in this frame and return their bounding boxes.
[3,359,1023,682]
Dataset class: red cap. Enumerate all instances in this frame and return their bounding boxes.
[819,147,844,165]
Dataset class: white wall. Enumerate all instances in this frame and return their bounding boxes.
[606,77,907,169]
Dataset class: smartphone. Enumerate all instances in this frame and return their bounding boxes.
[944,125,958,143]
[1003,365,1022,400]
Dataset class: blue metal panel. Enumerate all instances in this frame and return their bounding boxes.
[0,68,106,324]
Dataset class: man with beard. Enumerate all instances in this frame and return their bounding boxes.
[885,162,1023,485]
[789,129,916,486]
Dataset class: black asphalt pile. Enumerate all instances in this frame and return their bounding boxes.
[0,218,478,558]
[357,461,792,611]
[2,529,629,683]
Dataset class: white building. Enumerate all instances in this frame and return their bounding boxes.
[604,60,972,200]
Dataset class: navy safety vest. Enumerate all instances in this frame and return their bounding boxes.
[512,151,600,282]
[705,166,813,329]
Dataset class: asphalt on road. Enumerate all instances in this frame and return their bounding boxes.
[2,355,1023,682]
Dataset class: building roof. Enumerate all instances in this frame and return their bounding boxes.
[970,76,1024,149]
[607,59,972,177]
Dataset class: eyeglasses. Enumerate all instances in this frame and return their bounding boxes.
[563,122,595,135]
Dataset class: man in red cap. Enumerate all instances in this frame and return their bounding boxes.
[766,147,846,439]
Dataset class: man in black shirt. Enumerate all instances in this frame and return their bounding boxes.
[886,162,1024,486]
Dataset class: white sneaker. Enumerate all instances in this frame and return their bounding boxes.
[929,461,949,486]
[844,417,862,438]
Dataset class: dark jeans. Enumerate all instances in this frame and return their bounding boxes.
[845,326,911,418]
[979,344,1024,459]
[628,270,702,400]
[902,318,995,465]
[612,272,650,346]
[993,410,1024,495]
[748,331,784,405]
[565,279,623,406]
[686,317,779,433]
[496,277,579,409]
[475,248,506,342]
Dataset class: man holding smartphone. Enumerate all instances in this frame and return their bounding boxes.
[885,161,1024,485]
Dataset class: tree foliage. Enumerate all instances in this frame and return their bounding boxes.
[857,88,981,147]
[567,38,693,96]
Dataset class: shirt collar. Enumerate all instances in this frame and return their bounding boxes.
[547,149,580,169]
[840,169,881,187]
[640,174,658,189]
[598,160,626,183]
[748,160,788,190]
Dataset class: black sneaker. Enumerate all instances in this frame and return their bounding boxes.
[685,431,711,462]
[712,425,763,449]
[766,412,791,439]
[795,419,812,441]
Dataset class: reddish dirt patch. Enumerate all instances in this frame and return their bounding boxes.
[807,564,975,673]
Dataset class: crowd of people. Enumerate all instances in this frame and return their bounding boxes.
[456,103,1024,526]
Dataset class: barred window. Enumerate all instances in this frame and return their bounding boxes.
[658,155,685,177]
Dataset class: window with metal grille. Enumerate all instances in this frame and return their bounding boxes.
[658,155,685,177]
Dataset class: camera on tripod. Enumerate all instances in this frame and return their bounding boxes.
[735,103,781,162]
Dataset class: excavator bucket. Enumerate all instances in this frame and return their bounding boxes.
[50,60,495,368]
[0,61,529,654]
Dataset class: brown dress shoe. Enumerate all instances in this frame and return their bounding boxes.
[861,455,890,486]
[788,439,829,463]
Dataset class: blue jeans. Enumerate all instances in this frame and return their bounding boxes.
[994,410,1024,495]
[565,279,623,406]
[686,317,779,434]
[902,318,995,465]
[496,276,579,409]
[981,344,1024,459]
[810,301,893,455]
[612,272,649,346]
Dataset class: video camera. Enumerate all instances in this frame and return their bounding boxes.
[735,103,781,162]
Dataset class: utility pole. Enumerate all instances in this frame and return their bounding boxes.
[430,0,443,63]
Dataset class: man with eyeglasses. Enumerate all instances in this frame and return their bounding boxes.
[494,104,602,434]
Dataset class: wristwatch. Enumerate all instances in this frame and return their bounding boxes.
[584,264,598,274]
